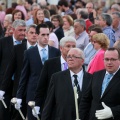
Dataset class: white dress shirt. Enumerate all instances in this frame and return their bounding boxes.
[70,69,84,91]
[37,44,48,59]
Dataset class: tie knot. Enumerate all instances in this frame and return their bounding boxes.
[15,40,21,45]
[63,62,68,70]
[42,48,46,52]
[73,74,77,79]
[106,73,113,79]
[29,46,34,49]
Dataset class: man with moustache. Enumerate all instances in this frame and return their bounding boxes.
[0,19,26,120]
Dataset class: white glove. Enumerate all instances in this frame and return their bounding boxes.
[95,102,113,119]
[0,90,5,100]
[15,98,22,110]
[32,106,40,118]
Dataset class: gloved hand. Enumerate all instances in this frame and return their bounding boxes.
[14,98,22,110]
[95,102,113,119]
[32,106,40,118]
[0,90,5,100]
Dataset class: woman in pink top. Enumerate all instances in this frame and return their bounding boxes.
[87,33,110,74]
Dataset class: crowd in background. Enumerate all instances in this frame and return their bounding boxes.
[0,0,120,120]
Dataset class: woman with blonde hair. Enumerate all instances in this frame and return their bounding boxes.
[87,33,110,74]
[62,15,74,37]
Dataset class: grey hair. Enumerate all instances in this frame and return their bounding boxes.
[111,4,120,12]
[74,19,86,30]
[60,36,76,47]
[69,48,85,60]
[5,14,12,23]
[31,3,40,10]
[112,12,120,18]
[100,13,112,26]
[12,19,26,29]
[26,24,37,32]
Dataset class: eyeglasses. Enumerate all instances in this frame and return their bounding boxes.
[104,58,119,62]
[66,55,83,59]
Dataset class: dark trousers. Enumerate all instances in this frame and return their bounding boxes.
[0,96,11,120]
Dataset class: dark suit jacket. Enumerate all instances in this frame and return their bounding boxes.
[54,27,64,42]
[41,69,92,120]
[79,69,120,120]
[0,36,26,95]
[0,36,14,85]
[16,45,60,102]
[35,57,61,109]
[0,42,27,96]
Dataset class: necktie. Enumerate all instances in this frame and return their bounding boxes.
[73,75,80,97]
[15,40,21,45]
[41,48,48,64]
[63,62,68,70]
[29,46,34,49]
[101,73,113,96]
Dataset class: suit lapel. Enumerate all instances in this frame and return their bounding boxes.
[54,57,61,71]
[48,45,52,58]
[63,70,74,100]
[101,69,120,98]
[96,70,106,99]
[8,36,14,50]
[82,72,88,93]
[34,45,42,65]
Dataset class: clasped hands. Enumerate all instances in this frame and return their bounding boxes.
[95,102,113,119]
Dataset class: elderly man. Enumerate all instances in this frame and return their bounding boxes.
[41,48,92,120]
[74,19,89,51]
[111,12,120,40]
[32,36,76,117]
[0,24,38,120]
[0,19,26,120]
[80,47,120,120]
[86,2,96,23]
[98,13,115,47]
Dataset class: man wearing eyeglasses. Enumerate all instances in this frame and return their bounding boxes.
[79,47,120,120]
[41,48,92,120]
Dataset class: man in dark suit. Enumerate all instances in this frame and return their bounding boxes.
[14,23,60,120]
[79,47,120,120]
[41,48,92,120]
[32,36,77,117]
[0,19,26,120]
[0,24,37,120]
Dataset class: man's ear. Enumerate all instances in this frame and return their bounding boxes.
[59,46,63,52]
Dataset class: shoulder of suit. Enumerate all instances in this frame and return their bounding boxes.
[0,36,12,42]
[53,69,69,77]
[93,69,106,75]
[45,56,60,63]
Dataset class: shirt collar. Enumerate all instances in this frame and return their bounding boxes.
[61,55,66,64]
[70,69,83,79]
[106,67,120,76]
[27,41,37,49]
[13,35,21,43]
[37,44,48,51]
